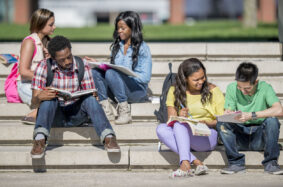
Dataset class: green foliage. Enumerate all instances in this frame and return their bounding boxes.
[0,20,278,42]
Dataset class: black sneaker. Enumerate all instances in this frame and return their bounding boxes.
[220,165,246,174]
[264,161,283,175]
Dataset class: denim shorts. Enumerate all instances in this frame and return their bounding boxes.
[17,80,32,106]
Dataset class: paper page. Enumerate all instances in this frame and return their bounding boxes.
[216,111,242,123]
[48,88,96,100]
[167,116,211,136]
[105,63,138,77]
[70,89,97,98]
[48,87,71,96]
[88,61,138,77]
[87,61,103,69]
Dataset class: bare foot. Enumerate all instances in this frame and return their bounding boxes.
[192,159,203,166]
[26,109,38,118]
[180,160,191,171]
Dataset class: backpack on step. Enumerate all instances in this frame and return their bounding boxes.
[4,55,23,103]
[154,63,176,123]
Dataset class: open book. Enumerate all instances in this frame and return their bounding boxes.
[167,116,211,136]
[48,88,97,100]
[88,61,138,77]
[216,111,242,123]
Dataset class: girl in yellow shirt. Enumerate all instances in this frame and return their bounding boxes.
[156,58,224,178]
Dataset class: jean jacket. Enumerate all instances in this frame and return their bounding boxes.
[113,41,152,87]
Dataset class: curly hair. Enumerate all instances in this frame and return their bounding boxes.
[48,36,71,59]
[110,11,143,70]
[174,58,212,110]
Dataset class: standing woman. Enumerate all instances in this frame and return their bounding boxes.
[18,8,55,124]
[156,58,225,178]
[87,11,152,125]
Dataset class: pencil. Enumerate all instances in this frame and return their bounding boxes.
[180,103,193,119]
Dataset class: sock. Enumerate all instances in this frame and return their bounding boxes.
[106,134,113,138]
[35,133,45,140]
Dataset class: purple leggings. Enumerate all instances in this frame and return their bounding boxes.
[156,122,218,164]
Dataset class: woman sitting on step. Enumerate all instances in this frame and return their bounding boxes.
[156,58,225,178]
[18,8,56,125]
[86,11,152,125]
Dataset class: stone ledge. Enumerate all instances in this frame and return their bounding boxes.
[0,122,282,145]
[0,145,129,169]
[0,122,158,145]
[0,42,281,58]
[130,145,283,169]
[0,145,282,170]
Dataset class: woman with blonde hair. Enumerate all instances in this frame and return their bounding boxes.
[18,8,56,124]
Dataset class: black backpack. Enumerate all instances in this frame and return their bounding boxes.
[154,63,176,123]
[46,56,85,88]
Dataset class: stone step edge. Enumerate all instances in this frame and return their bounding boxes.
[0,123,283,145]
[0,145,282,170]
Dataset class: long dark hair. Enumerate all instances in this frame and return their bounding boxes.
[174,58,212,110]
[110,11,143,70]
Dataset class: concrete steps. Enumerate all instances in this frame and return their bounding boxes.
[0,121,159,145]
[0,42,283,171]
[0,42,281,59]
[0,121,283,145]
[0,145,282,170]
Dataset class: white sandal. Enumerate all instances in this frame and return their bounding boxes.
[195,165,208,175]
[169,169,193,178]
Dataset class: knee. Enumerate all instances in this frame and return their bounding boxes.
[216,122,232,136]
[83,96,99,107]
[105,69,119,81]
[156,123,169,139]
[173,122,189,133]
[216,122,224,132]
[92,68,105,80]
[39,99,57,109]
[263,117,280,133]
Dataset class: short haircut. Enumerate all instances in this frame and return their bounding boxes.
[48,36,72,59]
[235,62,258,84]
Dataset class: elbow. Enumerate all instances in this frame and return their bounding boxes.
[277,108,283,117]
[274,105,283,117]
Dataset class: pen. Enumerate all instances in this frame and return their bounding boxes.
[180,103,193,119]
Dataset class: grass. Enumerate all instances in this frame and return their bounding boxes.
[0,20,278,42]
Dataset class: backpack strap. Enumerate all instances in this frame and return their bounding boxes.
[74,56,85,89]
[46,58,53,87]
[46,56,85,88]
[169,62,172,74]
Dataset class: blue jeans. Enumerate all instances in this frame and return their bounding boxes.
[33,95,115,144]
[216,117,281,166]
[91,68,148,103]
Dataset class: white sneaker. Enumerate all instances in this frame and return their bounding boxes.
[169,169,193,178]
[195,165,208,175]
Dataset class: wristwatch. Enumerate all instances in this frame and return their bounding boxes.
[251,112,257,120]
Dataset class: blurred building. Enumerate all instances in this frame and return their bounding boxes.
[0,0,278,26]
[39,0,169,27]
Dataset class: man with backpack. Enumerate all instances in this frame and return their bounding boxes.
[30,36,120,159]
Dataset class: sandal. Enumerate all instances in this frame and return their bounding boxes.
[21,116,36,125]
[195,165,208,175]
[169,169,193,178]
